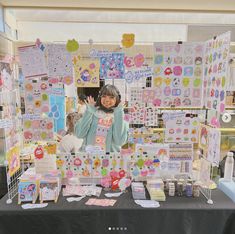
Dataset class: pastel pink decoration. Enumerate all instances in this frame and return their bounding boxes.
[210,116,220,128]
[140,169,148,177]
[152,98,161,107]
[110,171,119,178]
[66,170,73,178]
[41,105,50,113]
[32,120,40,128]
[100,176,111,188]
[119,170,126,178]
[173,66,182,76]
[48,77,59,84]
[89,63,96,69]
[74,158,82,166]
[134,54,144,67]
[124,56,134,68]
[220,103,225,113]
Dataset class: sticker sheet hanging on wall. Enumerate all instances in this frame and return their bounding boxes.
[204,31,231,113]
[56,152,130,179]
[130,144,169,178]
[24,76,50,114]
[100,53,125,79]
[163,112,199,143]
[168,143,193,175]
[47,44,73,81]
[6,145,20,177]
[73,57,100,87]
[153,42,204,107]
[23,115,54,142]
[0,62,13,91]
[18,45,47,79]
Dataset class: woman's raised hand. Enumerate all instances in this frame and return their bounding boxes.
[86,96,96,106]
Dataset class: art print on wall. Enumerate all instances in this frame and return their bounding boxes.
[100,53,125,79]
[6,145,20,177]
[73,58,100,87]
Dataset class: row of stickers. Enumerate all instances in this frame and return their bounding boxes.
[55,143,193,179]
[18,32,231,113]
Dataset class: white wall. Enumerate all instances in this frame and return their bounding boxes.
[17,21,187,43]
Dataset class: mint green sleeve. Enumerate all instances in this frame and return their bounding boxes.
[75,105,95,138]
[112,106,129,146]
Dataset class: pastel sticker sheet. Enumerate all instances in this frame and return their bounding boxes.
[130,144,170,178]
[23,115,54,142]
[198,124,209,151]
[153,42,204,107]
[18,181,38,203]
[125,67,153,84]
[6,145,20,177]
[100,53,125,79]
[204,31,231,113]
[56,152,131,179]
[73,57,100,87]
[163,112,199,143]
[47,44,73,80]
[145,106,158,126]
[168,143,193,175]
[40,180,59,202]
[24,76,50,114]
[18,45,47,79]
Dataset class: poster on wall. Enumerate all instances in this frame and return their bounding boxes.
[18,45,47,79]
[163,112,199,143]
[204,31,231,113]
[152,42,204,107]
[73,58,100,87]
[100,53,125,79]
[6,145,20,177]
[47,44,73,81]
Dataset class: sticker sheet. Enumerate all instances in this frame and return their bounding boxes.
[130,144,170,178]
[47,44,73,80]
[153,42,204,107]
[204,31,231,113]
[100,53,125,79]
[56,152,131,179]
[125,67,152,84]
[73,57,100,87]
[168,143,193,174]
[18,45,47,79]
[6,145,20,177]
[23,115,54,142]
[24,76,50,114]
[163,112,199,143]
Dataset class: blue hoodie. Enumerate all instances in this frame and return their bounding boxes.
[75,105,129,152]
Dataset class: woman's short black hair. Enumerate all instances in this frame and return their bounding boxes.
[95,84,121,111]
[78,94,87,103]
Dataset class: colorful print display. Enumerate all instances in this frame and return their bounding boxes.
[204,31,231,113]
[168,143,193,174]
[24,76,50,114]
[100,53,125,79]
[0,62,13,90]
[56,152,131,179]
[130,144,170,178]
[18,181,39,204]
[23,115,54,142]
[153,42,204,107]
[47,44,73,80]
[199,124,221,165]
[163,112,199,143]
[18,45,47,79]
[73,57,100,87]
[6,145,20,177]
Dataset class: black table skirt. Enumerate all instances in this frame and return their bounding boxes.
[0,188,235,234]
